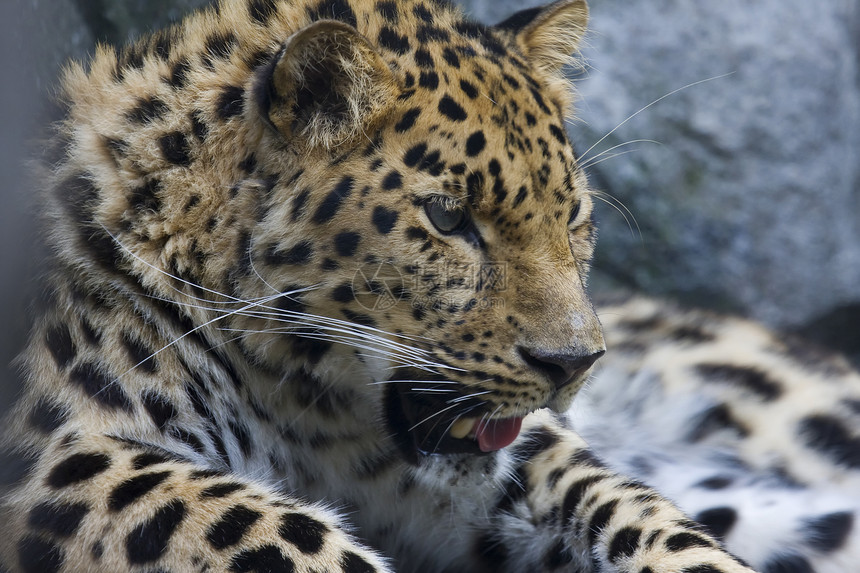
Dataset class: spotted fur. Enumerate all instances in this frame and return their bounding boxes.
[576,295,860,573]
[0,0,848,571]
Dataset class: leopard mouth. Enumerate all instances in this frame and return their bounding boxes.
[383,369,523,464]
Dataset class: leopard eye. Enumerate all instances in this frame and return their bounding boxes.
[425,199,468,234]
[568,201,582,226]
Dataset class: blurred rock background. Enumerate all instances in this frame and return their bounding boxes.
[2,0,858,410]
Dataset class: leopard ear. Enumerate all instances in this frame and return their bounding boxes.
[496,0,588,74]
[260,20,399,148]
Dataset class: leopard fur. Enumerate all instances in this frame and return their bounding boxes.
[1,0,855,572]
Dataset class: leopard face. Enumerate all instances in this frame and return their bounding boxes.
[53,0,603,462]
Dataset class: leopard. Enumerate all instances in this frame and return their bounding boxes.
[0,0,855,571]
[580,295,860,573]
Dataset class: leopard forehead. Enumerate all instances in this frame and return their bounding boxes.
[62,0,587,214]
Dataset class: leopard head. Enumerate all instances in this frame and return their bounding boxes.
[234,0,604,460]
[62,0,604,462]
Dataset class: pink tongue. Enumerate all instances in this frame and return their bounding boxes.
[475,417,524,452]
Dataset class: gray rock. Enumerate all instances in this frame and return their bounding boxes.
[466,0,860,332]
[577,0,860,330]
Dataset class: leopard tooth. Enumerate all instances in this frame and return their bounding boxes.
[449,417,477,439]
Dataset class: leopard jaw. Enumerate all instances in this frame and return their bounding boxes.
[448,417,525,452]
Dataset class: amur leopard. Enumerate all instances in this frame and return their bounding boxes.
[1,0,858,572]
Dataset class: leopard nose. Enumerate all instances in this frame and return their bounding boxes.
[517,347,605,390]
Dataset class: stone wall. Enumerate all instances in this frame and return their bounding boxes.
[2,0,857,405]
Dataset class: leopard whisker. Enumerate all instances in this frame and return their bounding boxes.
[580,149,638,169]
[221,326,445,371]
[368,379,459,386]
[366,358,458,374]
[100,222,265,307]
[137,285,451,380]
[446,389,494,404]
[147,280,441,369]
[578,139,659,170]
[250,308,433,348]
[481,92,498,106]
[407,388,459,394]
[591,191,641,240]
[430,405,484,453]
[230,321,446,370]
[120,289,294,378]
[487,403,504,421]
[407,400,478,433]
[422,403,487,454]
[255,320,448,370]
[578,72,734,164]
[237,296,436,346]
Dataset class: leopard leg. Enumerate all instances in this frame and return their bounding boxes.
[0,433,390,573]
[479,412,756,573]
